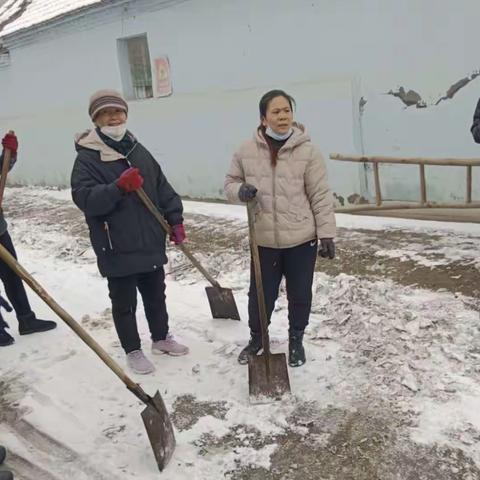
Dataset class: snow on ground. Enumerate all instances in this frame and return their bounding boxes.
[374,237,480,268]
[29,187,480,235]
[0,187,479,479]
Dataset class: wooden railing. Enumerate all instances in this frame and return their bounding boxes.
[330,154,480,213]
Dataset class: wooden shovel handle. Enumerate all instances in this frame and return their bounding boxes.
[0,243,150,404]
[246,202,271,358]
[0,130,14,208]
[135,187,221,288]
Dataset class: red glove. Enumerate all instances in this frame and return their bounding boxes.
[169,224,186,245]
[2,133,18,154]
[116,167,144,192]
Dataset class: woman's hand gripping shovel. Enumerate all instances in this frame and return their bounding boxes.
[0,244,175,472]
[246,201,291,403]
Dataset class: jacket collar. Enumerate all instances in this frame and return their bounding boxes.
[75,129,138,162]
[254,122,311,150]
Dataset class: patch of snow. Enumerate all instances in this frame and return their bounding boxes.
[0,0,103,38]
[412,395,480,459]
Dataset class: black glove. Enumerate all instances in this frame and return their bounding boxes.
[318,238,335,259]
[238,183,257,202]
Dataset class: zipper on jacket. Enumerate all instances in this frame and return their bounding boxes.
[272,165,279,247]
[104,221,113,250]
[125,141,139,162]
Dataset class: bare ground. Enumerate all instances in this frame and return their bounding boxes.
[171,394,480,480]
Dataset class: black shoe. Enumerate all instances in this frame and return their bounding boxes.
[238,332,263,365]
[18,314,57,336]
[288,329,306,367]
[0,447,13,480]
[0,323,14,347]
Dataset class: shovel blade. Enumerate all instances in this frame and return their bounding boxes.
[141,391,176,472]
[205,286,240,320]
[248,352,291,403]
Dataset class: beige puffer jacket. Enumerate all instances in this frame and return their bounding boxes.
[224,124,336,248]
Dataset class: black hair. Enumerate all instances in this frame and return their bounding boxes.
[259,89,296,118]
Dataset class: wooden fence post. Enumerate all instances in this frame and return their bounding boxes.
[466,165,472,204]
[373,162,382,206]
[419,164,427,205]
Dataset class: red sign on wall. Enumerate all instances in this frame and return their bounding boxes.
[154,56,173,97]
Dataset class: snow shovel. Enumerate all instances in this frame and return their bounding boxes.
[0,244,175,472]
[246,202,291,402]
[135,187,240,321]
[0,130,14,208]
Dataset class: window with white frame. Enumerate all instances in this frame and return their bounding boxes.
[117,34,153,100]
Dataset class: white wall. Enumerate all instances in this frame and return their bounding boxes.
[0,0,479,203]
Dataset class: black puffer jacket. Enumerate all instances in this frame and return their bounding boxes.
[471,98,480,143]
[71,129,183,278]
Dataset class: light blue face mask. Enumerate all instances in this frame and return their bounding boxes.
[265,126,293,141]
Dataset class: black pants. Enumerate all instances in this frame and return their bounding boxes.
[0,231,35,320]
[248,240,317,334]
[107,268,169,354]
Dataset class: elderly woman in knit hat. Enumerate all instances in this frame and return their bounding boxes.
[71,89,189,375]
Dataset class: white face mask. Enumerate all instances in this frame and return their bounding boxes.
[100,124,127,141]
[265,126,293,141]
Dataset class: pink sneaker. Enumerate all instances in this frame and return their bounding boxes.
[152,334,189,356]
[126,350,155,374]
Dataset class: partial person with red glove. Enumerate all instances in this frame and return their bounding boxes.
[0,132,18,183]
[71,90,188,375]
[0,132,57,347]
[1,132,18,158]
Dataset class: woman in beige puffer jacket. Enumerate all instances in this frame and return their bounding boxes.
[224,89,336,367]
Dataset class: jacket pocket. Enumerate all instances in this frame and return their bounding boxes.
[88,218,110,256]
[102,201,143,253]
[253,201,263,220]
[104,222,113,250]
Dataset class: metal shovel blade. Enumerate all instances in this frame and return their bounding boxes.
[140,391,176,471]
[248,353,291,403]
[205,286,240,320]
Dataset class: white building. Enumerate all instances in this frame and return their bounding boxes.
[0,0,479,204]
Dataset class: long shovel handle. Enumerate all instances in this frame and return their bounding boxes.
[0,130,14,208]
[0,244,151,405]
[246,202,271,359]
[135,187,221,288]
